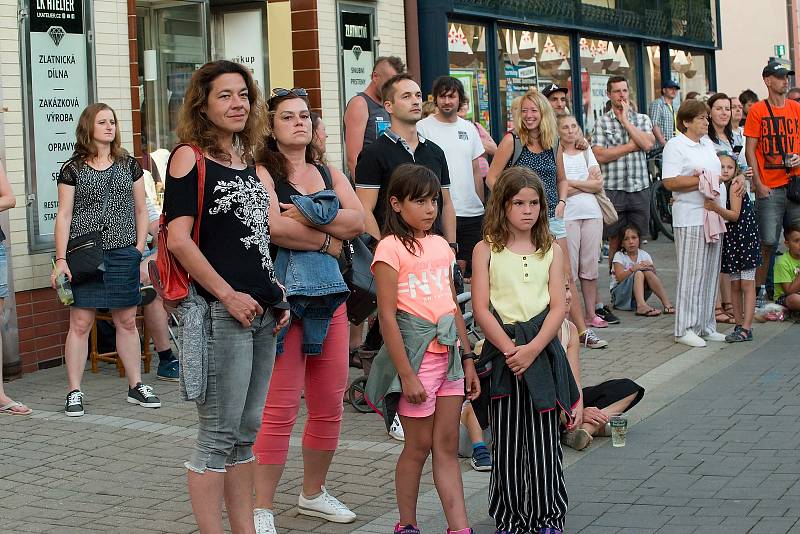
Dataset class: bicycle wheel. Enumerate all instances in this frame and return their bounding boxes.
[348,376,372,413]
[650,181,674,241]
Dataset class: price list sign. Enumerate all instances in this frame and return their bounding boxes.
[26,0,90,237]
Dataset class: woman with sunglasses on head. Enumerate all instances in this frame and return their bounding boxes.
[162,60,290,533]
[251,88,365,534]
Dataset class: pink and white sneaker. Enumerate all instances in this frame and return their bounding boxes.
[588,315,609,328]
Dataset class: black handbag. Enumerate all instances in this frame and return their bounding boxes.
[339,233,378,324]
[764,100,800,203]
[66,170,112,284]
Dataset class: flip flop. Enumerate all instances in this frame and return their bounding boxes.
[635,308,661,317]
[663,306,676,314]
[0,400,32,416]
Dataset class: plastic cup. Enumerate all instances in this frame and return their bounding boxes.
[55,272,74,306]
[610,413,628,447]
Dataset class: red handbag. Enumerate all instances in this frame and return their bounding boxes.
[148,144,206,309]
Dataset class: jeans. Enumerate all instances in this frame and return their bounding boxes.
[0,243,8,299]
[755,186,800,247]
[185,300,277,473]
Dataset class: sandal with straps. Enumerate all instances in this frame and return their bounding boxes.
[715,306,736,324]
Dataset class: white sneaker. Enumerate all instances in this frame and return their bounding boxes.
[298,487,356,523]
[388,414,405,441]
[675,331,707,347]
[702,331,727,342]
[254,508,277,534]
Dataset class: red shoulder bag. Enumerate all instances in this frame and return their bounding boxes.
[148,144,206,309]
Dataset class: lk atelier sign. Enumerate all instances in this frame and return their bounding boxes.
[26,0,90,238]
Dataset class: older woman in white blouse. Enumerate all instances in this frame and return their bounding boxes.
[662,99,728,348]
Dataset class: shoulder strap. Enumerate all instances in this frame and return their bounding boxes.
[511,132,523,167]
[764,100,791,176]
[98,171,113,229]
[316,163,334,190]
[170,143,205,245]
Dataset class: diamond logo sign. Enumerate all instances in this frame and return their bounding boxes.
[48,26,66,47]
[352,45,362,61]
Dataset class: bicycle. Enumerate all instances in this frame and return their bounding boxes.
[647,154,674,242]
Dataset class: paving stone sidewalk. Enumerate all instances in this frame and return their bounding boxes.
[1,239,792,533]
[473,322,800,534]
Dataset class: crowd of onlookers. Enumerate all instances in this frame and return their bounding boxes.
[0,54,798,534]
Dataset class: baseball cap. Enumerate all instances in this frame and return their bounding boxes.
[662,80,680,90]
[542,83,568,97]
[763,61,795,78]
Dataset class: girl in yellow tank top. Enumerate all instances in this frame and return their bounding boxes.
[470,166,571,533]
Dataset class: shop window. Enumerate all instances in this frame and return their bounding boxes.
[578,37,638,136]
[644,45,662,107]
[448,22,492,132]
[496,28,573,132]
[669,48,711,106]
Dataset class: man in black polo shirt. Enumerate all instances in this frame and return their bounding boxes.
[355,73,457,246]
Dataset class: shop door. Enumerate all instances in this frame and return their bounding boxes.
[137,1,209,154]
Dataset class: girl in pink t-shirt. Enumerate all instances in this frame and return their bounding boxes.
[372,163,479,534]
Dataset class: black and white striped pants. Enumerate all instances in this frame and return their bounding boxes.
[489,377,568,533]
[674,225,722,338]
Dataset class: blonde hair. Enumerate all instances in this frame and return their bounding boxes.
[511,89,558,150]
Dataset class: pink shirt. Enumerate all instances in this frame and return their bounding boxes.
[372,234,456,352]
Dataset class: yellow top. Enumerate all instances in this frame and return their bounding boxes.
[489,246,553,324]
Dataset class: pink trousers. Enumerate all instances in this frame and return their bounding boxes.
[253,304,349,464]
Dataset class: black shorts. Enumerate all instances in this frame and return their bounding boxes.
[603,188,651,239]
[582,379,645,411]
[456,214,484,270]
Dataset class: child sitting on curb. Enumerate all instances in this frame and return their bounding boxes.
[774,226,800,312]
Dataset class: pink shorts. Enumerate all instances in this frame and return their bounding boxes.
[397,351,465,418]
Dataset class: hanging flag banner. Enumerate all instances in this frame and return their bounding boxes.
[26,0,91,239]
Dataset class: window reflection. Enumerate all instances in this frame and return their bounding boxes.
[448,23,492,132]
[579,37,638,136]
[669,48,710,107]
[497,29,573,131]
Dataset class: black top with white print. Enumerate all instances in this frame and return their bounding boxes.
[57,156,143,250]
[163,158,283,308]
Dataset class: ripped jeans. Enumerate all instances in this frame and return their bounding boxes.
[185,300,277,473]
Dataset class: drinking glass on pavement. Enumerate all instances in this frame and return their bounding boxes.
[610,413,628,447]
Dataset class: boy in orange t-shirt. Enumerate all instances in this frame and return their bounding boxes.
[744,61,800,297]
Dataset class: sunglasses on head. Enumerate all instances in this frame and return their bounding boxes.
[270,87,308,98]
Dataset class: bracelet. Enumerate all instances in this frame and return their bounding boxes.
[461,351,477,362]
[55,257,66,262]
[319,234,331,254]
[558,199,566,205]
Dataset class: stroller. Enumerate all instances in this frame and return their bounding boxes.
[346,290,484,413]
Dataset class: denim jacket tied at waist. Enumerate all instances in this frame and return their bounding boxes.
[364,311,463,430]
[274,189,350,355]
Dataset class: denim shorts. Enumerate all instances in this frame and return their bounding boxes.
[186,300,278,473]
[0,243,8,299]
[548,216,568,240]
[755,186,800,247]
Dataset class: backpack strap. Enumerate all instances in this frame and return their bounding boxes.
[510,132,523,167]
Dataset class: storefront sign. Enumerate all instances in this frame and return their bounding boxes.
[450,70,475,120]
[340,10,374,104]
[223,10,266,89]
[27,0,90,238]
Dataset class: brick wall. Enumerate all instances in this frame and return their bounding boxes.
[17,289,70,374]
[291,0,322,113]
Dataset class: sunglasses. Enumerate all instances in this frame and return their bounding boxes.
[270,87,308,98]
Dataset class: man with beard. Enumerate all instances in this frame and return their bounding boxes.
[417,76,484,277]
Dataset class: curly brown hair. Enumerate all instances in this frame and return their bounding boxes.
[482,166,553,255]
[70,103,127,164]
[175,60,265,164]
[254,93,323,181]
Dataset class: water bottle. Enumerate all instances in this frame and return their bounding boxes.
[52,259,74,306]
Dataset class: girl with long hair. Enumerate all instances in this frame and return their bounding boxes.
[162,60,289,533]
[487,89,606,349]
[365,163,479,534]
[251,89,364,533]
[471,166,578,534]
[52,103,157,417]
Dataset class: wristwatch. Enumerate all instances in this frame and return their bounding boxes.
[448,242,459,253]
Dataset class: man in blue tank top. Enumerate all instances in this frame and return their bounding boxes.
[344,56,405,175]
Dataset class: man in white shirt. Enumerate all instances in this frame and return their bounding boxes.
[417,75,485,277]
